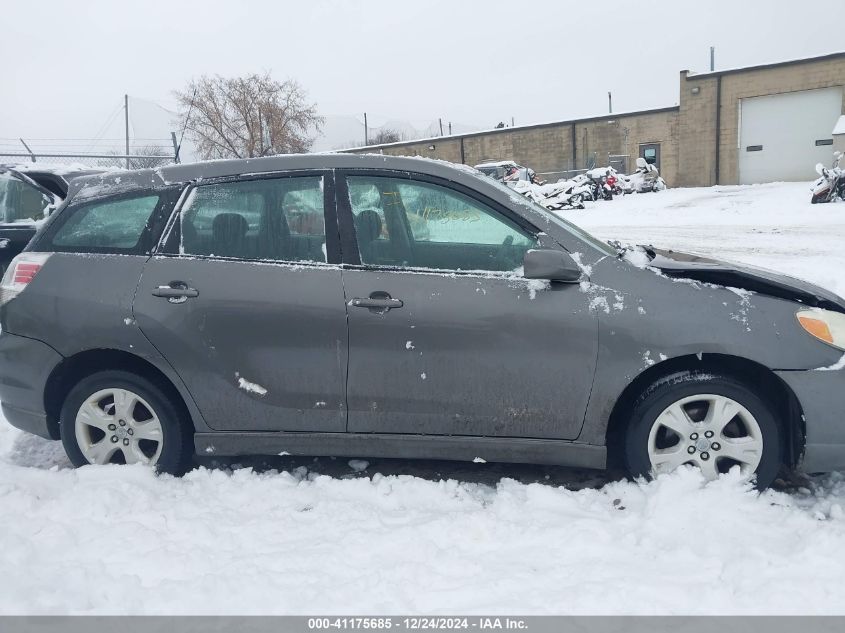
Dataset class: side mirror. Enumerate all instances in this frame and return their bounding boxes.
[523,249,582,283]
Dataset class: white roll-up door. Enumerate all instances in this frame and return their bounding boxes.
[739,87,843,184]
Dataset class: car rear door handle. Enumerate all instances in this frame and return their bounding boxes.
[350,292,403,313]
[152,282,199,304]
[351,297,403,309]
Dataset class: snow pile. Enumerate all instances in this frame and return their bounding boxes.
[4,419,845,614]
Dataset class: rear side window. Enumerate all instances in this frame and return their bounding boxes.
[46,194,161,253]
[177,176,327,263]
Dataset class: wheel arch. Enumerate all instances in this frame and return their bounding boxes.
[604,353,805,470]
[44,348,199,439]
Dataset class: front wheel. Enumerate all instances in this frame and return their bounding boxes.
[623,371,782,489]
[60,370,193,475]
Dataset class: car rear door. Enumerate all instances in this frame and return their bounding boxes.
[337,170,598,440]
[133,171,348,432]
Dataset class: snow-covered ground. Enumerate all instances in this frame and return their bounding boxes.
[558,180,845,298]
[2,181,845,615]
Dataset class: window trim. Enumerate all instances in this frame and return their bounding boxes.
[156,169,341,266]
[336,169,544,273]
[34,188,179,256]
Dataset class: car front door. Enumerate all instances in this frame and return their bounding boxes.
[338,171,598,440]
[133,172,348,432]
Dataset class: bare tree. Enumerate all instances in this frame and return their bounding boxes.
[175,73,324,160]
[128,145,172,169]
[369,128,405,145]
[100,144,171,169]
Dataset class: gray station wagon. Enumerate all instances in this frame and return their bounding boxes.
[1,154,844,489]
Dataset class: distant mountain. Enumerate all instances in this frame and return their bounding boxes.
[312,115,481,151]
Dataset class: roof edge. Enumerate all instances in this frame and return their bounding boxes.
[338,105,680,153]
[685,50,845,80]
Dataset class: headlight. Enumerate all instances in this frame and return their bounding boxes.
[797,308,845,351]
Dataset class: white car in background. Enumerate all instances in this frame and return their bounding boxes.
[474,160,541,187]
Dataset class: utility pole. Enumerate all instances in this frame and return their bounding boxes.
[608,91,613,114]
[448,122,452,135]
[364,112,368,145]
[439,118,444,136]
[511,116,515,127]
[710,46,715,72]
[124,94,130,169]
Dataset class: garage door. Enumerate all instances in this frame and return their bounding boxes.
[739,87,843,184]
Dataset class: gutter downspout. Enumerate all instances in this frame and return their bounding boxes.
[714,75,722,185]
[571,122,577,171]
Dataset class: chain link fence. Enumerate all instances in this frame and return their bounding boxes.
[536,152,632,183]
[0,152,177,170]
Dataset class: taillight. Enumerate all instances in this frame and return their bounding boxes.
[0,253,51,306]
[13,262,42,284]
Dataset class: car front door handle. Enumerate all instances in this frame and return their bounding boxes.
[152,282,199,304]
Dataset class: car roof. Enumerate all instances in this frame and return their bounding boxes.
[154,153,480,184]
[69,153,497,200]
[65,153,557,236]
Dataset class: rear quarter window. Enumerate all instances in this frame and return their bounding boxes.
[42,194,162,254]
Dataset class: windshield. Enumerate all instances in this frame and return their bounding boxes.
[0,171,53,223]
[479,172,617,257]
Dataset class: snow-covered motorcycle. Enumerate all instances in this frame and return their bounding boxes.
[811,151,844,204]
[619,158,666,194]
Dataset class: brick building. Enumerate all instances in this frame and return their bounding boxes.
[344,51,845,188]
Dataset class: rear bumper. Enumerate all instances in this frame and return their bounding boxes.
[0,332,63,440]
[775,367,845,472]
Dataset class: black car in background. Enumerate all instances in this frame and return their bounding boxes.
[0,166,104,273]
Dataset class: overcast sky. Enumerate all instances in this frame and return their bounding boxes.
[3,0,845,154]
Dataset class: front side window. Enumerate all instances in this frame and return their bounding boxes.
[0,172,53,223]
[178,176,326,263]
[347,176,537,272]
[50,194,161,251]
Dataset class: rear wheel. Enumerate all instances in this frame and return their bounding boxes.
[60,370,193,475]
[623,371,781,489]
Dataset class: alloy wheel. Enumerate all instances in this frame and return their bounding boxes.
[647,393,763,479]
[74,387,164,466]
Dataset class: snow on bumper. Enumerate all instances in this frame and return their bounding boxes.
[0,332,62,439]
[777,367,845,472]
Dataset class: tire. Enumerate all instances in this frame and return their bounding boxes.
[623,370,781,489]
[60,370,193,475]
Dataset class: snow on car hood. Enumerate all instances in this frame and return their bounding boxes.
[647,247,845,313]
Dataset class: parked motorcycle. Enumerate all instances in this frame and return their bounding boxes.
[585,167,616,200]
[811,151,844,204]
[620,158,666,193]
[512,176,589,210]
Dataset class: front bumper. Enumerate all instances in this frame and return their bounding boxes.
[0,332,63,440]
[776,367,845,472]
